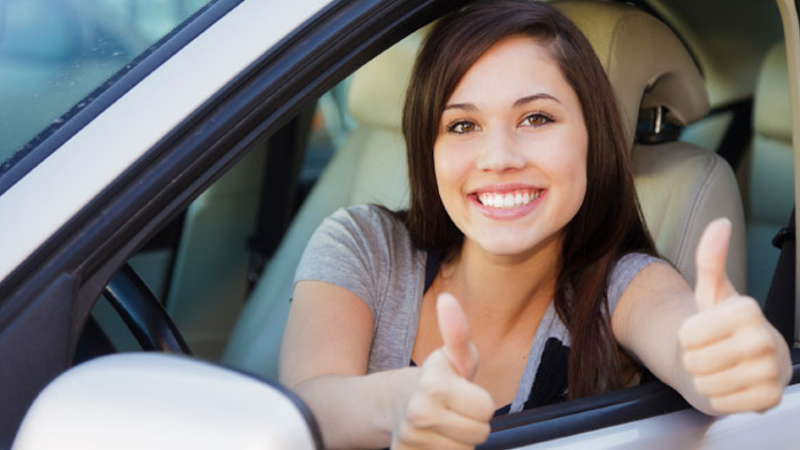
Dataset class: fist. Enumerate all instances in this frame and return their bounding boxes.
[679,219,790,414]
[392,293,495,449]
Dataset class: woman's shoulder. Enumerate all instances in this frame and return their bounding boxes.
[329,204,404,226]
[316,205,423,266]
[613,252,663,273]
[607,252,665,312]
[324,204,411,246]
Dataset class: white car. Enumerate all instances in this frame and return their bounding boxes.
[1,0,798,448]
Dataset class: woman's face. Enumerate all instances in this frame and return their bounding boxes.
[434,35,588,259]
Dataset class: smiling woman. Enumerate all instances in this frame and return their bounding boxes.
[278,1,792,449]
[402,16,652,404]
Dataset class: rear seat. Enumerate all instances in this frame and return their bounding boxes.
[740,41,794,303]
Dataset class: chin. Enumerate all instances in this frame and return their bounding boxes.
[475,235,542,257]
[469,225,565,259]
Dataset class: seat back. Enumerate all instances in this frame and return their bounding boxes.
[554,1,746,290]
[223,1,747,379]
[221,34,420,377]
[739,42,794,302]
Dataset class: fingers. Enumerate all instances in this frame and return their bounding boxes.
[404,393,492,445]
[393,293,492,449]
[694,218,737,311]
[679,294,788,414]
[679,296,766,350]
[708,382,784,414]
[395,356,494,450]
[683,324,776,375]
[693,355,781,398]
[682,220,790,415]
[437,293,478,379]
[392,423,477,450]
[416,363,496,422]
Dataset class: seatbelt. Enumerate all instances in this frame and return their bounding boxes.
[715,100,753,171]
[763,207,796,347]
[245,107,314,294]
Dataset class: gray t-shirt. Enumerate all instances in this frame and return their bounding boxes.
[295,205,660,413]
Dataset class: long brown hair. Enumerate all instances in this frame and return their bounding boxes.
[401,0,657,399]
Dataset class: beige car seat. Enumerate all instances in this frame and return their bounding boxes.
[222,1,746,380]
[738,41,794,303]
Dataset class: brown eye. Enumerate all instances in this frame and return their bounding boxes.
[446,120,480,134]
[522,113,553,127]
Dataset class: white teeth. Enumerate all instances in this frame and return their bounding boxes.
[493,194,504,207]
[477,189,541,209]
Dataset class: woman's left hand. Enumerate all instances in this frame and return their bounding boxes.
[678,218,792,414]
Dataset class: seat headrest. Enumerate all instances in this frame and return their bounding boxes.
[552,1,709,145]
[348,1,709,146]
[754,41,791,142]
[348,31,424,130]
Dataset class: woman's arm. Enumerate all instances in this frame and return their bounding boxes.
[279,280,395,448]
[280,281,493,449]
[611,220,792,415]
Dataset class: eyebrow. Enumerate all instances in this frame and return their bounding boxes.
[443,93,561,112]
[513,93,561,107]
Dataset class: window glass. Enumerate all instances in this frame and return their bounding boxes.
[297,79,355,206]
[0,0,211,174]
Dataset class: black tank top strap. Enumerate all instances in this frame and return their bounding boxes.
[424,249,443,293]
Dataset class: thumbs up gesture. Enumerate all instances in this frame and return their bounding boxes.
[679,219,791,414]
[392,293,495,449]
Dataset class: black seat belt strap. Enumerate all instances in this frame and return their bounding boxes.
[763,206,796,347]
[246,107,314,295]
[716,100,753,171]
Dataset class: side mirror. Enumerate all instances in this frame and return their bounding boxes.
[13,354,322,449]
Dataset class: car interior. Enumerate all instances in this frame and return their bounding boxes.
[83,0,794,413]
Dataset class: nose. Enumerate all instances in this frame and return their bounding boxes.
[475,129,526,172]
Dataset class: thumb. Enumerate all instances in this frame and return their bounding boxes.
[694,218,737,311]
[437,293,478,380]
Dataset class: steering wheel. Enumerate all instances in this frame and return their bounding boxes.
[101,263,192,354]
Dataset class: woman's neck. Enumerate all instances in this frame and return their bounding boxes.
[439,234,562,338]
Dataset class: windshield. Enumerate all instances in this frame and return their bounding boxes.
[0,0,212,177]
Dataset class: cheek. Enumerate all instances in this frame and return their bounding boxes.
[433,144,470,194]
[550,131,588,205]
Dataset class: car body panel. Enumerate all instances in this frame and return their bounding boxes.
[514,384,800,449]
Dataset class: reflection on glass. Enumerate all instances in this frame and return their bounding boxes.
[0,0,211,175]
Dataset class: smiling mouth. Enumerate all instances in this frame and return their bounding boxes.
[475,189,542,209]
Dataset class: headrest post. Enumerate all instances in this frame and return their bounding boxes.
[654,106,663,135]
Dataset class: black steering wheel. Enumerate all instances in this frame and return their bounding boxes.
[101,263,192,354]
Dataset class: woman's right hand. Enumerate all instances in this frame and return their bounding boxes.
[391,293,496,450]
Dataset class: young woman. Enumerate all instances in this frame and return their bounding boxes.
[279,1,793,449]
